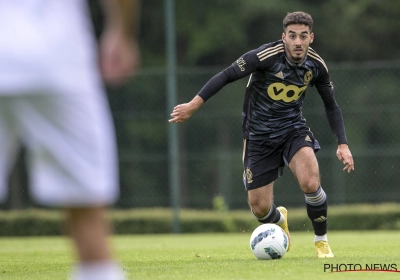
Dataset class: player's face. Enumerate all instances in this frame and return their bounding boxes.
[282,24,314,63]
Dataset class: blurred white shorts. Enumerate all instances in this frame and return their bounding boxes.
[0,84,119,207]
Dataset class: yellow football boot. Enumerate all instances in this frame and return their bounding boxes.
[315,241,334,258]
[277,206,291,252]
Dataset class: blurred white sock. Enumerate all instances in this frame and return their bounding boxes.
[70,261,126,280]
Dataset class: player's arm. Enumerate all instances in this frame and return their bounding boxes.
[99,0,141,84]
[100,0,140,34]
[169,50,260,123]
[315,70,354,173]
[168,68,238,123]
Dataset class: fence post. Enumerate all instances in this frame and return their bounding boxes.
[165,0,180,233]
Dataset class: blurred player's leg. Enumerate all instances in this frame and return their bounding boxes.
[66,207,125,280]
[14,92,124,277]
[0,97,20,203]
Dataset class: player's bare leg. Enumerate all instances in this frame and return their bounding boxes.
[248,183,291,251]
[289,146,334,258]
[247,183,274,219]
[65,207,125,279]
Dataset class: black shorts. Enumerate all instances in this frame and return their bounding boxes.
[242,127,320,190]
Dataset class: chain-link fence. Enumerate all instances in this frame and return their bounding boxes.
[114,61,400,209]
[4,61,400,210]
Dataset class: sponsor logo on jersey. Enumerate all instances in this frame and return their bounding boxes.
[305,135,312,142]
[236,57,246,71]
[267,82,307,103]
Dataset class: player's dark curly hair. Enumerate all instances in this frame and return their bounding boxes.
[283,12,313,31]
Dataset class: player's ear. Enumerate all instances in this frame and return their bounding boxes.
[310,32,314,44]
[282,32,286,43]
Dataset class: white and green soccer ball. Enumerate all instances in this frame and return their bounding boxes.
[249,223,288,260]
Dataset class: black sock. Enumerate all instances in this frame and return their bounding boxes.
[304,187,328,236]
[306,200,328,235]
[253,204,281,224]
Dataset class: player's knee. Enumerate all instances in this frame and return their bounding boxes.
[250,202,271,218]
[299,177,320,193]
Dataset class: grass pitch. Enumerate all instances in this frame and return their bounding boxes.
[0,231,399,280]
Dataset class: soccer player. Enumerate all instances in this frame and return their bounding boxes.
[169,11,354,258]
[0,1,140,279]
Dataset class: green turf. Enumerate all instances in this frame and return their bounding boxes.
[0,231,399,279]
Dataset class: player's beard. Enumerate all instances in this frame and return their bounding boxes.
[284,44,303,63]
[291,46,309,63]
[292,48,305,62]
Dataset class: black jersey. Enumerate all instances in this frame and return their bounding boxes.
[198,39,347,144]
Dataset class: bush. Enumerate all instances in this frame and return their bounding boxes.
[0,204,399,236]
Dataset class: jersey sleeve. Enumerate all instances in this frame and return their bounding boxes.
[230,48,263,77]
[197,48,263,102]
[315,65,348,145]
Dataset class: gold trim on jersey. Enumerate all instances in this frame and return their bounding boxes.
[242,139,247,163]
[308,47,329,72]
[257,44,284,61]
[246,73,253,88]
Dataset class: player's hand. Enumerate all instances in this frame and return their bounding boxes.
[169,104,190,123]
[169,95,204,123]
[336,144,354,173]
[99,29,140,85]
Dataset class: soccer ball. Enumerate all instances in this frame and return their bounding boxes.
[249,223,288,260]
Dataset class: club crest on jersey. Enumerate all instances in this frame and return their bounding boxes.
[304,70,313,85]
[267,83,307,103]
